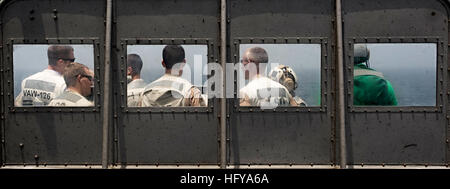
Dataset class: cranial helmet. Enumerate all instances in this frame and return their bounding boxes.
[268,65,298,94]
[354,44,370,64]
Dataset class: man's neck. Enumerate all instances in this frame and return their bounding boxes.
[165,69,181,77]
[132,75,141,81]
[47,65,62,75]
[249,74,263,81]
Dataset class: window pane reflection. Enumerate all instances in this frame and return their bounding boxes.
[353,43,436,106]
[126,45,208,107]
[13,45,95,107]
[239,44,321,108]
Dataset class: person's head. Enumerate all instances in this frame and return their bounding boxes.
[242,47,268,79]
[354,44,370,65]
[63,62,94,97]
[269,65,298,96]
[162,45,186,76]
[47,45,75,75]
[127,54,143,79]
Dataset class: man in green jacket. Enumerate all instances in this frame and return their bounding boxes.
[353,44,398,106]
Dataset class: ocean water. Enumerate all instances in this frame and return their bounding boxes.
[295,70,321,106]
[381,68,436,106]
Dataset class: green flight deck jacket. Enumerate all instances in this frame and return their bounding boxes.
[353,63,398,106]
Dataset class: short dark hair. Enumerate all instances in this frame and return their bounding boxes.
[247,47,268,64]
[162,45,185,69]
[63,62,89,87]
[127,54,143,76]
[47,45,74,66]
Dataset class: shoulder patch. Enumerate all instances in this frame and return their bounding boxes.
[24,79,56,92]
[56,92,82,103]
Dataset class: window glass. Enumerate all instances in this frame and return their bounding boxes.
[238,44,321,108]
[13,44,95,107]
[353,43,436,106]
[126,45,208,107]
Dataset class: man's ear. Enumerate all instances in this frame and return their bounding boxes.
[127,67,132,75]
[56,59,64,65]
[162,61,166,68]
[183,59,186,63]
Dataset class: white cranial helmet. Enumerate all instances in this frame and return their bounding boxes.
[354,44,370,64]
[268,65,298,94]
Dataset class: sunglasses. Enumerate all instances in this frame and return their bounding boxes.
[80,74,93,82]
[59,58,76,62]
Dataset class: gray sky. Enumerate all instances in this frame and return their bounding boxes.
[365,43,436,71]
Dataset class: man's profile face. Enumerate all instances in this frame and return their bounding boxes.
[80,68,94,97]
[242,51,251,80]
